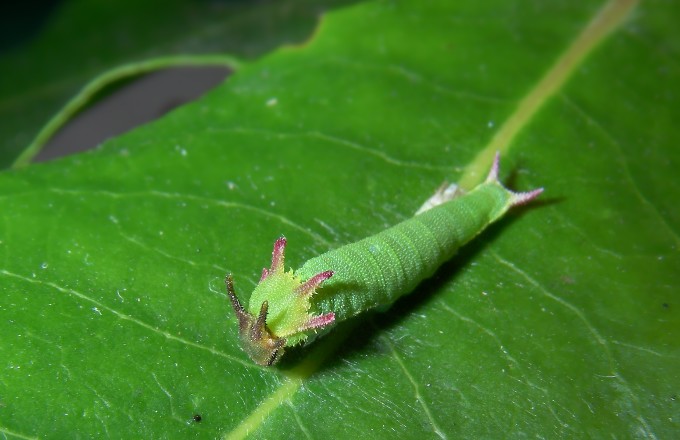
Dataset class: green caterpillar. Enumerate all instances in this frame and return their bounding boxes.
[226,154,542,366]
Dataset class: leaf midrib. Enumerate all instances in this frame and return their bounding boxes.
[222,0,639,437]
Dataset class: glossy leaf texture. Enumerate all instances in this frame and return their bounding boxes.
[1,0,678,438]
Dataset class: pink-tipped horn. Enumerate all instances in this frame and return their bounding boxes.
[295,270,334,297]
[299,312,336,332]
[511,188,544,206]
[270,237,286,273]
[485,151,501,183]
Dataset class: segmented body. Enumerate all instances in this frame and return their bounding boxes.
[226,154,542,366]
[296,183,512,323]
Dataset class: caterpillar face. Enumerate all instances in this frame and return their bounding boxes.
[226,238,335,366]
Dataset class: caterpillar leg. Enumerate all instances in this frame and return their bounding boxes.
[415,182,463,215]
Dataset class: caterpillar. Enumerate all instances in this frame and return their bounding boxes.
[226,153,543,366]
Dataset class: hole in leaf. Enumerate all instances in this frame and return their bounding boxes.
[35,66,231,162]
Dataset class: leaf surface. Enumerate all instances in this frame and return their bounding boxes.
[1,0,678,438]
[0,0,358,168]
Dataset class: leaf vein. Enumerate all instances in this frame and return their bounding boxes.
[458,0,639,189]
[438,302,569,429]
[0,268,255,370]
[0,427,39,440]
[117,230,228,273]
[210,127,457,171]
[286,401,313,440]
[324,56,508,104]
[46,187,332,246]
[562,95,680,246]
[382,334,447,440]
[611,340,677,359]
[490,251,657,439]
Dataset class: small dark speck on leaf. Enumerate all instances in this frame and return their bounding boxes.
[193,414,202,422]
[662,303,669,309]
[560,275,575,285]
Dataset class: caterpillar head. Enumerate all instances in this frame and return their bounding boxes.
[226,237,335,366]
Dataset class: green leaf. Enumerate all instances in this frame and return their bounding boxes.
[1,0,678,438]
[0,0,358,168]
